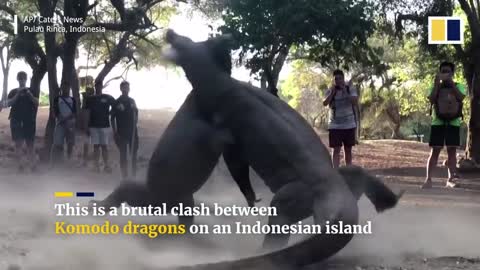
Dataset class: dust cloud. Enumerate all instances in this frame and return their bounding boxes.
[0,161,478,270]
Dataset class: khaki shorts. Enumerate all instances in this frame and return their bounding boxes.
[89,128,110,145]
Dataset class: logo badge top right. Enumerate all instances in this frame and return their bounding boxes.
[428,16,464,45]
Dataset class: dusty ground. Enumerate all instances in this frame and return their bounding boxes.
[0,107,479,270]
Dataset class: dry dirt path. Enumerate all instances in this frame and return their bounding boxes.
[0,108,478,269]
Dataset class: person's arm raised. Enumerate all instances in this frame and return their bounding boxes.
[6,89,20,107]
[27,90,39,106]
[323,82,337,106]
[428,74,441,104]
[451,82,466,101]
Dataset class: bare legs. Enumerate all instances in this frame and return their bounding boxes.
[332,145,353,168]
[93,144,111,172]
[422,146,458,189]
[14,140,24,172]
[445,146,459,187]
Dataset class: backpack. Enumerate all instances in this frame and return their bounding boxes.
[430,82,463,123]
[330,85,358,124]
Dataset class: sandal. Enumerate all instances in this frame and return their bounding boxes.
[446,175,460,188]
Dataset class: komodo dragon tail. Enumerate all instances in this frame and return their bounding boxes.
[158,167,401,270]
[338,165,404,213]
[164,188,360,269]
[166,215,359,270]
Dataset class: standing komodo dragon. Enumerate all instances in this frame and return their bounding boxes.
[92,31,402,269]
[158,30,400,268]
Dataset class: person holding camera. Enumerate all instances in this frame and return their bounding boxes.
[323,69,358,168]
[6,71,39,172]
[422,61,467,189]
[51,84,77,165]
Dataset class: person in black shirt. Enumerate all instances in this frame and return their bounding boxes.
[111,81,139,180]
[6,71,39,172]
[84,82,115,173]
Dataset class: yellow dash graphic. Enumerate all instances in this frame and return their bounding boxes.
[431,19,446,41]
[55,192,74,198]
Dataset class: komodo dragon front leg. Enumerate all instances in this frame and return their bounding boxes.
[161,30,402,267]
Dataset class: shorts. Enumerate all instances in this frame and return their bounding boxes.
[10,118,36,143]
[80,133,90,145]
[328,128,356,148]
[429,125,460,147]
[53,123,75,146]
[89,127,110,145]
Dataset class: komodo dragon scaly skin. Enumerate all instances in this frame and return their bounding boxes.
[153,30,402,268]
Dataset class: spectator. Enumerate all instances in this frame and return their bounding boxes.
[51,85,77,165]
[323,69,359,168]
[84,82,115,173]
[6,71,39,172]
[422,61,467,189]
[111,81,139,180]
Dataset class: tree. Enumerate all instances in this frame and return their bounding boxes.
[213,0,377,96]
[280,60,330,128]
[0,34,12,105]
[0,0,47,104]
[392,0,480,166]
[1,0,175,161]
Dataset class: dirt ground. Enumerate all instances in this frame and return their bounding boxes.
[0,107,479,270]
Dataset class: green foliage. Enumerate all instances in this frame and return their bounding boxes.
[78,2,177,72]
[39,91,49,106]
[280,60,330,127]
[217,0,377,80]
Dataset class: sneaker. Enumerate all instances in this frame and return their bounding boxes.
[446,175,460,188]
[445,180,459,188]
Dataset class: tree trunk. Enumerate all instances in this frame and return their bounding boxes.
[262,45,289,97]
[38,0,60,162]
[94,32,130,87]
[1,68,8,101]
[60,33,80,103]
[392,123,401,139]
[43,35,59,161]
[71,65,80,105]
[465,64,480,164]
[260,75,267,89]
[1,45,10,103]
[29,58,47,99]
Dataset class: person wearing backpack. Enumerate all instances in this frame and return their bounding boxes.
[422,61,467,189]
[323,69,359,168]
[51,85,77,165]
